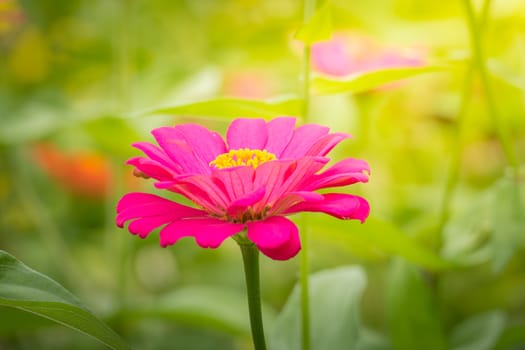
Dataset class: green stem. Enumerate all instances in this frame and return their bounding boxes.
[461,0,519,175]
[300,0,316,348]
[239,243,267,350]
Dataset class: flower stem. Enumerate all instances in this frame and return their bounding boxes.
[461,0,519,176]
[239,243,267,350]
[300,0,316,348]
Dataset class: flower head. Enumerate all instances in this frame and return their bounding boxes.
[311,32,426,77]
[116,117,370,260]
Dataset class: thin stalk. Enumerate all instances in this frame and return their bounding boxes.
[239,243,267,350]
[461,0,519,176]
[436,0,493,249]
[300,0,316,349]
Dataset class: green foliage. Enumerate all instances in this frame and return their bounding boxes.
[269,266,366,350]
[294,1,333,44]
[387,260,447,350]
[312,66,447,95]
[0,251,129,350]
[133,97,302,119]
[450,311,506,350]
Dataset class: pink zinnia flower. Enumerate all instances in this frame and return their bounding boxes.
[116,117,370,260]
[311,32,426,77]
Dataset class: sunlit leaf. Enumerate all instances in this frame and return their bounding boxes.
[312,66,447,95]
[131,96,302,119]
[294,1,333,44]
[269,266,366,350]
[309,215,456,270]
[450,311,506,350]
[119,286,275,337]
[387,259,447,350]
[0,250,129,350]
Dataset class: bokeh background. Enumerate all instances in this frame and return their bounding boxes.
[1,0,525,349]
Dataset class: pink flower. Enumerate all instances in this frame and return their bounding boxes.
[311,32,426,77]
[116,117,370,260]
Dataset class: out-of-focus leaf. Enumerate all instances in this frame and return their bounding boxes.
[132,96,301,119]
[356,328,391,350]
[294,1,332,44]
[309,215,456,270]
[269,266,366,350]
[312,66,447,95]
[0,306,55,334]
[82,116,141,157]
[120,286,275,337]
[495,324,525,350]
[0,250,130,350]
[450,311,506,350]
[491,175,525,272]
[387,259,447,350]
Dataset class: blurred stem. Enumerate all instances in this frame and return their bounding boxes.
[300,0,316,349]
[10,147,83,290]
[437,0,492,249]
[461,0,519,176]
[239,243,267,350]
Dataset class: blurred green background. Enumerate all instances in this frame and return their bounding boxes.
[1,0,525,349]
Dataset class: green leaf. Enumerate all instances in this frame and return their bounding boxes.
[495,323,525,350]
[131,96,301,119]
[82,115,141,157]
[0,250,130,350]
[450,311,506,350]
[491,175,525,272]
[387,259,447,350]
[312,66,447,95]
[120,286,275,337]
[309,215,456,270]
[294,1,333,44]
[269,266,366,350]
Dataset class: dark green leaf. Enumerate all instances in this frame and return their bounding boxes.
[0,250,129,350]
[387,259,447,350]
[312,66,447,95]
[269,266,366,350]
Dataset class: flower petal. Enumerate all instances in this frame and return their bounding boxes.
[116,192,207,238]
[247,216,301,260]
[304,158,370,190]
[265,117,296,157]
[285,193,370,222]
[305,132,350,157]
[226,118,268,150]
[160,218,244,248]
[280,124,329,159]
[227,186,266,217]
[126,157,175,181]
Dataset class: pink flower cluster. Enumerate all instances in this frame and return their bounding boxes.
[116,118,370,260]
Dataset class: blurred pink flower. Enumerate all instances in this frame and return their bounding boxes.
[116,117,370,260]
[311,32,426,77]
[223,70,273,99]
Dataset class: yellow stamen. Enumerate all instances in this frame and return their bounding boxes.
[210,148,277,169]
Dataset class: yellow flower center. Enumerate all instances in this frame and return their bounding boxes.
[210,148,277,169]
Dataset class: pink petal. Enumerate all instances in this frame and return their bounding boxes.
[116,192,207,238]
[226,118,268,150]
[247,216,301,260]
[280,124,330,159]
[270,191,323,216]
[132,142,180,171]
[152,127,209,174]
[265,117,296,157]
[304,158,370,190]
[126,157,175,181]
[172,124,227,163]
[311,37,354,77]
[212,166,255,201]
[305,132,350,157]
[227,186,266,217]
[160,218,244,248]
[285,193,370,222]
